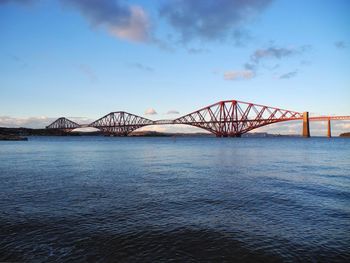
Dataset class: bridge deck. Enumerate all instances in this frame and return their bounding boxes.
[45,99,350,137]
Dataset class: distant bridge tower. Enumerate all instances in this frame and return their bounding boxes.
[46,117,80,132]
[302,112,310,138]
[327,118,331,138]
[45,100,350,137]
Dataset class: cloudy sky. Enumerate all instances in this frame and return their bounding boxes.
[0,0,349,135]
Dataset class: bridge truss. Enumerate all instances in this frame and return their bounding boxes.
[173,100,302,137]
[45,117,81,131]
[46,99,349,137]
[89,111,153,136]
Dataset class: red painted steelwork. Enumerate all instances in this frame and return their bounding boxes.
[173,100,302,137]
[45,100,350,136]
[309,116,350,121]
[89,111,153,136]
[46,117,80,131]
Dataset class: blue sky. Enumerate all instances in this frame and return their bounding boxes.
[0,0,349,135]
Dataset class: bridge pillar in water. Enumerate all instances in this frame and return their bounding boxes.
[327,118,331,138]
[302,112,310,138]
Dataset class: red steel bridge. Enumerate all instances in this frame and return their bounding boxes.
[46,99,350,137]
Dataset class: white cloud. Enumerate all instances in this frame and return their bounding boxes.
[279,70,298,79]
[166,110,180,115]
[78,64,97,83]
[335,41,347,49]
[0,116,53,128]
[128,62,154,72]
[254,120,350,136]
[144,108,157,115]
[108,6,150,42]
[224,70,255,80]
[0,116,94,129]
[62,0,150,43]
[160,0,272,43]
[333,122,350,130]
[137,124,208,134]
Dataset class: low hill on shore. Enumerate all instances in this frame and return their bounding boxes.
[0,127,302,138]
[0,127,72,136]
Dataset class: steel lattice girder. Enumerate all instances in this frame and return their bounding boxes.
[88,111,154,135]
[46,99,350,136]
[46,117,81,130]
[173,100,303,136]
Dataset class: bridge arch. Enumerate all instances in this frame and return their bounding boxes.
[88,111,153,136]
[45,99,350,137]
[171,100,302,137]
[45,117,80,132]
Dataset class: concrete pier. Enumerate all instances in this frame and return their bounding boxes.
[303,112,310,137]
[327,118,331,138]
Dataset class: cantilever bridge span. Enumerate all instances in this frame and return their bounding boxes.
[46,99,350,137]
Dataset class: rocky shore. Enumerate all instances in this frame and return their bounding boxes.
[340,132,350,137]
[0,127,71,136]
[0,134,28,141]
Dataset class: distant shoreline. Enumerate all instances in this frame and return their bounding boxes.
[1,127,298,138]
[1,127,348,139]
[340,132,350,137]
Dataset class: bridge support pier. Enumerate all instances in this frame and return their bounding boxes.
[216,133,241,138]
[327,118,331,138]
[303,112,310,138]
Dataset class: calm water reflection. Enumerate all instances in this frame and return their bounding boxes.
[0,136,349,262]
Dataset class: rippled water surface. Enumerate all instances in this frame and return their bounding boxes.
[0,136,349,262]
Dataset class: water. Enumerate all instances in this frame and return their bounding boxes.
[0,136,349,262]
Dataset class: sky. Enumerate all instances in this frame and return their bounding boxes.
[0,0,349,135]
